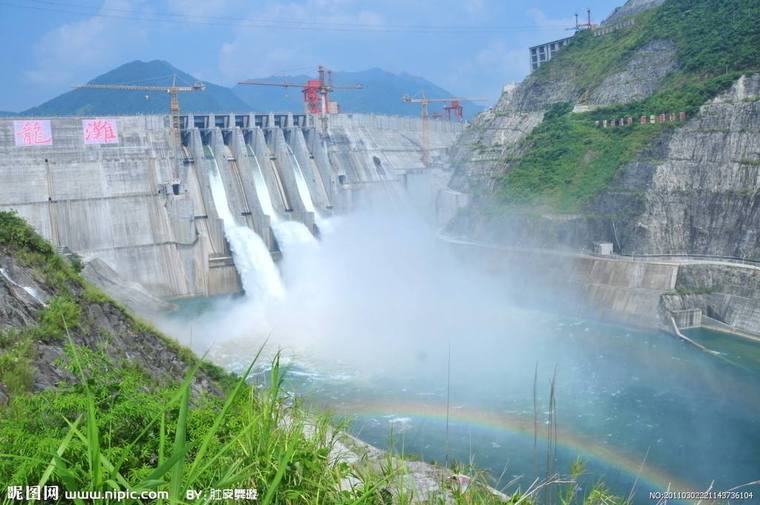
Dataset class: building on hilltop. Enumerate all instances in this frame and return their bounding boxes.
[529,36,574,72]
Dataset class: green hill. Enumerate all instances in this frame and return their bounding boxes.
[233,67,485,119]
[21,60,250,116]
[499,0,760,212]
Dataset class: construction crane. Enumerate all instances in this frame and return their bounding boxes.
[402,94,489,166]
[74,76,206,149]
[566,8,594,32]
[238,66,363,132]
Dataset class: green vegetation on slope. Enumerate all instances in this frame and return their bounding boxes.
[500,0,760,212]
[0,212,627,504]
[500,103,666,212]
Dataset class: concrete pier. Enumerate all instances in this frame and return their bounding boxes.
[0,113,464,298]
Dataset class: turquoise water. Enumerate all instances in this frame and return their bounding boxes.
[287,316,760,504]
[165,299,760,503]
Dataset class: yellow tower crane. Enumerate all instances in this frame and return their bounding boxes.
[74,76,206,148]
[402,93,488,166]
[73,76,205,186]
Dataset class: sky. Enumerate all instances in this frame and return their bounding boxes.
[0,0,625,112]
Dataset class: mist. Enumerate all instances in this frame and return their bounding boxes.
[156,182,553,384]
[152,182,760,497]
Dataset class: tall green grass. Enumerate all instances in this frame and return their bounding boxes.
[1,336,628,504]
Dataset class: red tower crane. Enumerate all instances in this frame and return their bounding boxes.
[402,94,489,166]
[238,66,363,116]
[443,100,465,121]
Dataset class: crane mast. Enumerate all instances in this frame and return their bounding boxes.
[239,66,363,133]
[74,76,206,185]
[402,94,488,167]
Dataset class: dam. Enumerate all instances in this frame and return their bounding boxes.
[0,113,464,299]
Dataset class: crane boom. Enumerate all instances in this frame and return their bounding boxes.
[237,81,304,88]
[73,78,205,148]
[402,95,488,103]
[73,76,206,183]
[76,83,204,92]
[238,65,363,122]
[402,94,490,166]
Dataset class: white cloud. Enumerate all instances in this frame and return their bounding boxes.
[440,39,527,103]
[165,0,240,19]
[24,0,150,86]
[526,7,577,33]
[215,0,386,82]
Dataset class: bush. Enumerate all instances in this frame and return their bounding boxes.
[498,0,760,212]
[39,296,82,340]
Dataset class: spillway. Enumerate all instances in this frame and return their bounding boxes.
[286,143,317,214]
[205,146,285,300]
[245,143,315,248]
[248,145,276,217]
[0,112,464,298]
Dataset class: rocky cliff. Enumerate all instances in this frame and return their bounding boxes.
[448,0,760,260]
[445,0,760,334]
[0,211,221,405]
[587,74,760,257]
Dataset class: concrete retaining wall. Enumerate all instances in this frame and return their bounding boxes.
[1,113,463,300]
[449,242,679,329]
[661,263,760,336]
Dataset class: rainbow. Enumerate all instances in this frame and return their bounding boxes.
[343,400,699,498]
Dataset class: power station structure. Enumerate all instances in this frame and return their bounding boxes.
[238,66,363,116]
[74,75,206,148]
[529,8,595,72]
[402,94,487,166]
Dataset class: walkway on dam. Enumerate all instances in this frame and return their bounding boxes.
[439,235,760,273]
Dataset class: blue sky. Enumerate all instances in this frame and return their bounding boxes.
[0,0,624,111]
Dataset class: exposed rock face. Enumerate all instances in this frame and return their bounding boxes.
[661,263,760,335]
[0,266,45,330]
[587,40,678,105]
[448,37,679,196]
[604,0,666,25]
[448,106,543,194]
[588,74,760,258]
[0,250,220,400]
[449,75,760,262]
[82,257,175,315]
[448,85,544,194]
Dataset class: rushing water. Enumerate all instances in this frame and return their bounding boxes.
[245,144,316,248]
[167,299,760,504]
[162,197,760,504]
[247,145,276,217]
[286,144,317,213]
[205,146,285,300]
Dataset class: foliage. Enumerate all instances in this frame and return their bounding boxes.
[0,211,81,292]
[39,296,82,340]
[501,105,665,212]
[0,329,36,396]
[0,346,355,504]
[500,0,760,211]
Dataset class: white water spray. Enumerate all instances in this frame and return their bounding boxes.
[247,145,276,217]
[206,146,285,300]
[247,144,316,248]
[286,144,316,214]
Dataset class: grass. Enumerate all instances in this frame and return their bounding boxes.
[500,103,666,213]
[1,340,353,504]
[4,341,616,505]
[0,210,632,503]
[497,0,760,212]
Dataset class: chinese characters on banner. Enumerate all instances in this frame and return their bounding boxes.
[82,119,119,145]
[13,120,53,146]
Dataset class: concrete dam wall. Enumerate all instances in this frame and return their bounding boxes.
[0,113,463,299]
